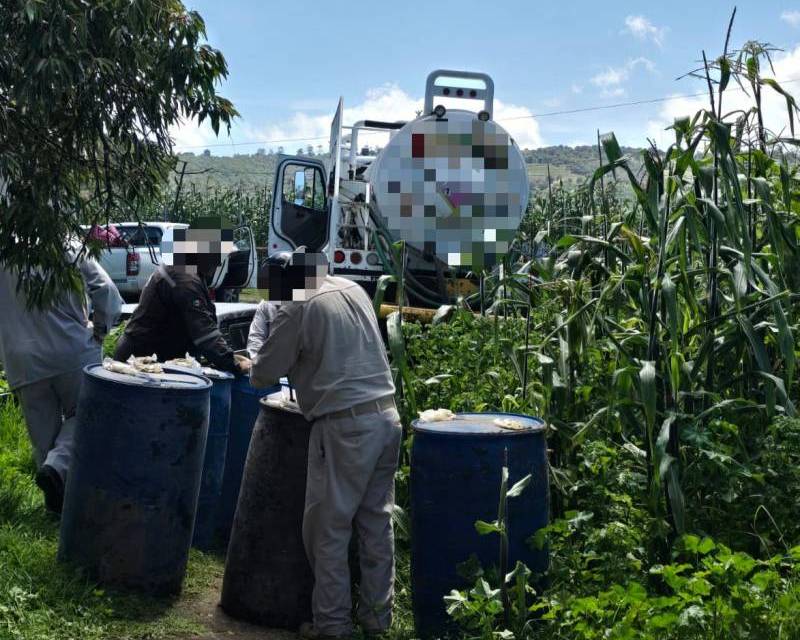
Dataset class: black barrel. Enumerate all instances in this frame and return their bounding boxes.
[220,395,314,629]
[58,364,211,595]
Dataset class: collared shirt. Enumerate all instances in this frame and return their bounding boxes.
[0,256,123,390]
[250,275,395,420]
[122,265,238,373]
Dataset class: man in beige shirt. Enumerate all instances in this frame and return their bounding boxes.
[249,251,401,639]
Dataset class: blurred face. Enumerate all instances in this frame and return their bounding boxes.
[263,252,329,302]
[161,219,235,276]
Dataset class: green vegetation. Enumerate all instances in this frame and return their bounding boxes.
[380,17,800,639]
[0,0,235,307]
[3,6,800,640]
[0,400,226,640]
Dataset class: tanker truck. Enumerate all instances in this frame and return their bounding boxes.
[265,70,529,305]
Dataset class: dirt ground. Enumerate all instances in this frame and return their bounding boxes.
[179,574,297,640]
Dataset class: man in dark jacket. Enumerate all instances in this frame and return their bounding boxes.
[114,219,246,374]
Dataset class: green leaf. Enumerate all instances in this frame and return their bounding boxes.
[599,131,623,163]
[432,304,454,325]
[639,360,657,432]
[718,55,731,92]
[372,274,396,315]
[386,311,416,414]
[506,474,532,498]
[475,520,502,535]
[661,273,678,346]
[424,374,453,385]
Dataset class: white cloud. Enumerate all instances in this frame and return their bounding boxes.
[571,84,583,94]
[645,45,800,148]
[590,57,656,96]
[169,117,236,154]
[592,67,627,88]
[781,10,800,27]
[221,83,544,153]
[623,15,667,47]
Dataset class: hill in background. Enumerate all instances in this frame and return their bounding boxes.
[174,144,646,194]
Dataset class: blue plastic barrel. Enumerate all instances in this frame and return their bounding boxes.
[58,364,211,595]
[410,413,549,639]
[192,368,234,550]
[217,375,280,547]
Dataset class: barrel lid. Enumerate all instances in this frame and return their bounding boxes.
[84,363,211,390]
[260,391,303,415]
[412,412,544,435]
[202,367,235,380]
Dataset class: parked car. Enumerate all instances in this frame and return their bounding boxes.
[83,221,257,302]
[119,302,258,352]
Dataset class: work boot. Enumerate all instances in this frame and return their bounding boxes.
[298,621,351,639]
[35,464,64,515]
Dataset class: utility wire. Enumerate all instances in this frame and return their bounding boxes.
[175,76,800,150]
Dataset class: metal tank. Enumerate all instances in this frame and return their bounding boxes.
[58,364,211,595]
[410,413,549,638]
[191,367,234,550]
[365,71,529,272]
[221,393,314,629]
[216,375,281,547]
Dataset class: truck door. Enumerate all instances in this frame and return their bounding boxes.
[213,224,257,295]
[269,158,328,254]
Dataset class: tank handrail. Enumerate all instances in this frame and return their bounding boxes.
[347,120,405,175]
[424,69,494,117]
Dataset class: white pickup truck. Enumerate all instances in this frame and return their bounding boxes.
[86,221,257,302]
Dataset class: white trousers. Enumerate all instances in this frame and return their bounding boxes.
[302,405,402,636]
[16,370,83,482]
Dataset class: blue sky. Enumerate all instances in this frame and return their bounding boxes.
[175,0,800,153]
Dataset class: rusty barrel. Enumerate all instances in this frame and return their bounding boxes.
[221,394,314,629]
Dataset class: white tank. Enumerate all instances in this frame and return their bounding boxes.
[366,108,529,271]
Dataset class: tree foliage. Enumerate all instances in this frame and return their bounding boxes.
[0,0,237,306]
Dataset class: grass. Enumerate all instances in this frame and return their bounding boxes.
[0,398,225,640]
[0,395,416,640]
[238,288,266,304]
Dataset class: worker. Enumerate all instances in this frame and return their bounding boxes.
[246,250,401,639]
[246,252,294,356]
[0,251,123,514]
[246,300,279,357]
[114,218,249,375]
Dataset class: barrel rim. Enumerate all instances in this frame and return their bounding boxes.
[83,363,212,391]
[412,411,545,436]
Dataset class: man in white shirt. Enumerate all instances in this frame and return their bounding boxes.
[248,251,400,639]
[0,253,122,514]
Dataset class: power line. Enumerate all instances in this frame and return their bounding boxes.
[174,76,800,150]
[502,76,800,121]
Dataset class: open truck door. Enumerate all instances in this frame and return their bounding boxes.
[267,98,342,261]
[268,156,329,256]
[212,223,258,301]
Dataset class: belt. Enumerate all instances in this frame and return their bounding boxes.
[324,395,396,420]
